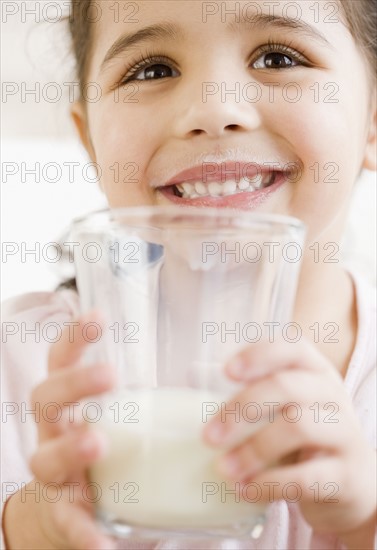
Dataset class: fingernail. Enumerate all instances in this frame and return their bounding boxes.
[91,364,110,386]
[227,357,245,378]
[81,310,103,326]
[218,453,241,478]
[79,431,108,457]
[206,422,226,444]
[78,433,98,456]
[98,537,117,550]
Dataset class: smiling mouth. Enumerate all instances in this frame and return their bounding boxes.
[170,171,278,199]
[153,158,293,209]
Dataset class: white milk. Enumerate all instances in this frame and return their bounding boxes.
[89,387,265,530]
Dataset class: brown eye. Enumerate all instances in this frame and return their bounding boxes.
[253,52,298,69]
[140,64,174,80]
[264,53,294,68]
[251,43,308,70]
[123,59,180,84]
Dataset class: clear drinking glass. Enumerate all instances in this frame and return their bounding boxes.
[71,206,306,541]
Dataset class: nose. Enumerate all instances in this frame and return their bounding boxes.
[172,80,262,139]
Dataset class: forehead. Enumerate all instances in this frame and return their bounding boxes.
[93,0,344,33]
[89,0,350,75]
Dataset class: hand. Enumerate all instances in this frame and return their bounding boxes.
[203,338,376,543]
[3,313,118,550]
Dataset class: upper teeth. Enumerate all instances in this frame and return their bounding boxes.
[175,174,275,199]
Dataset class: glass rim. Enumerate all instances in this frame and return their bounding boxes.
[71,206,306,233]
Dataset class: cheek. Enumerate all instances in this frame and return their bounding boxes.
[87,102,158,206]
[261,81,365,236]
[265,82,361,170]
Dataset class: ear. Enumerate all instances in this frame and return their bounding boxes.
[70,101,96,163]
[362,106,377,171]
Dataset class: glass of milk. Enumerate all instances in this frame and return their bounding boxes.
[71,206,306,540]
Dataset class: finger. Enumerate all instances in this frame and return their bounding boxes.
[215,412,346,482]
[30,426,108,484]
[225,338,342,384]
[48,310,103,372]
[52,499,117,550]
[242,457,343,506]
[31,362,116,441]
[33,362,116,410]
[203,367,348,447]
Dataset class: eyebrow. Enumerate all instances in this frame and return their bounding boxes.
[99,13,332,74]
[99,22,184,74]
[228,13,333,48]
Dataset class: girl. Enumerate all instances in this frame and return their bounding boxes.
[2,0,376,548]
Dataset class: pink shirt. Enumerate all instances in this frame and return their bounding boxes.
[1,270,376,549]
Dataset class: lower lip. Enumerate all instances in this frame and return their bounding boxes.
[157,175,286,210]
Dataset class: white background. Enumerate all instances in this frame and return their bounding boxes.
[1,5,105,301]
[1,3,376,301]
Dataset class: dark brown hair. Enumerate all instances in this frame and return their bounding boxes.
[67,0,376,98]
[340,0,377,83]
[69,0,94,98]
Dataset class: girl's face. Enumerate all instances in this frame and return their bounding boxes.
[73,0,376,243]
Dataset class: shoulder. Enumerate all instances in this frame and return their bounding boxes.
[1,289,80,322]
[346,270,376,447]
[348,269,376,381]
[1,290,80,395]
